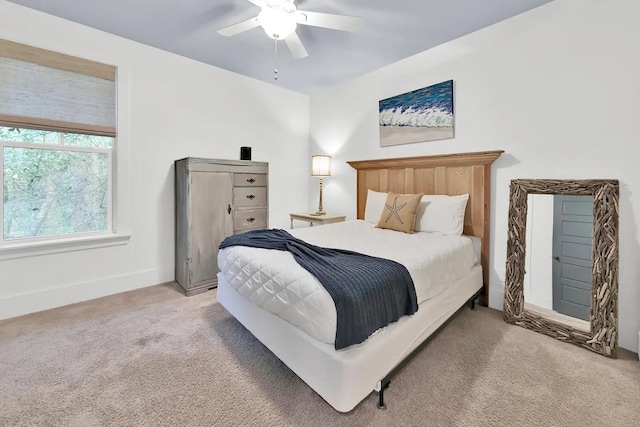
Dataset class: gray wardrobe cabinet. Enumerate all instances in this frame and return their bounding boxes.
[175,158,269,296]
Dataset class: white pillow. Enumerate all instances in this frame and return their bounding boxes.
[414,194,469,235]
[364,189,388,223]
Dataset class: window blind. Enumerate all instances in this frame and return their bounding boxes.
[0,39,116,137]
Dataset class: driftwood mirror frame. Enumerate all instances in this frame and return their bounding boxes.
[504,179,619,357]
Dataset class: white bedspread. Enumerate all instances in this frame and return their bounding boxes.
[217,220,476,345]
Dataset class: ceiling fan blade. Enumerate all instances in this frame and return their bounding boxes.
[285,32,308,59]
[294,11,363,32]
[217,17,260,37]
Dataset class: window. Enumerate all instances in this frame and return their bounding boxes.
[0,39,125,256]
[1,127,113,240]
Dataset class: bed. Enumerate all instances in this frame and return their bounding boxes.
[216,151,503,412]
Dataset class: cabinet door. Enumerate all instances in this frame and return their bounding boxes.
[190,171,234,284]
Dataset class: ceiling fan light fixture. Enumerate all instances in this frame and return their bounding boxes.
[258,8,297,40]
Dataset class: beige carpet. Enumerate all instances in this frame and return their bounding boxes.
[1,283,638,427]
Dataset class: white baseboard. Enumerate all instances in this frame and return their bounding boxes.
[0,267,174,321]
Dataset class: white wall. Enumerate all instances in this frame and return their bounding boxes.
[0,1,309,318]
[309,0,640,351]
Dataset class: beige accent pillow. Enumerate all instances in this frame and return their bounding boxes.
[376,192,423,234]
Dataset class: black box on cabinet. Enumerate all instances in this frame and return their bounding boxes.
[240,146,252,160]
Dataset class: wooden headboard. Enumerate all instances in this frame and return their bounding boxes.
[347,150,503,306]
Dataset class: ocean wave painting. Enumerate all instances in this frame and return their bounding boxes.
[379,80,454,146]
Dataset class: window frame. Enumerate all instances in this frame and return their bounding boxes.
[0,130,129,260]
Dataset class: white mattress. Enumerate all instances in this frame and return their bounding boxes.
[217,220,476,345]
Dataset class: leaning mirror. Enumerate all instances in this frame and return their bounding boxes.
[504,179,619,357]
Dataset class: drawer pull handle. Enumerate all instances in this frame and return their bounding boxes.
[247,178,256,183]
[247,217,255,223]
[227,204,232,214]
[246,194,255,199]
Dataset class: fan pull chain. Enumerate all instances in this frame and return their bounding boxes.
[273,39,279,80]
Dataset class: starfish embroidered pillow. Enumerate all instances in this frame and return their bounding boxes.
[376,192,423,234]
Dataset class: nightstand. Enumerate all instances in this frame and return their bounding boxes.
[289,212,346,229]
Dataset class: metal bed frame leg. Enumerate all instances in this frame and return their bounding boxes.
[470,290,481,311]
[377,380,390,410]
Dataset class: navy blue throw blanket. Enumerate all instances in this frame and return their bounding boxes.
[219,229,418,350]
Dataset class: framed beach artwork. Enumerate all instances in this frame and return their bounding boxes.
[379,80,454,147]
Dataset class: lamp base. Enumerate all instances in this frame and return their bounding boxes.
[310,212,326,216]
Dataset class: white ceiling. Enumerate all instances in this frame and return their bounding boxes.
[8,0,552,93]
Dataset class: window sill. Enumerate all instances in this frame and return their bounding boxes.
[0,233,131,260]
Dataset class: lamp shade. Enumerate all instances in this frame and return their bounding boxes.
[311,155,332,177]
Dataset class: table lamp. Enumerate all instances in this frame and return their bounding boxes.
[311,155,331,215]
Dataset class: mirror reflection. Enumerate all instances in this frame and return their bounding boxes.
[523,194,593,331]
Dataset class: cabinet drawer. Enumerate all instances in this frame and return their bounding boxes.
[234,209,267,231]
[234,173,267,187]
[234,187,267,207]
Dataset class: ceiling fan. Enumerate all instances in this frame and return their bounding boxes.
[217,0,363,59]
